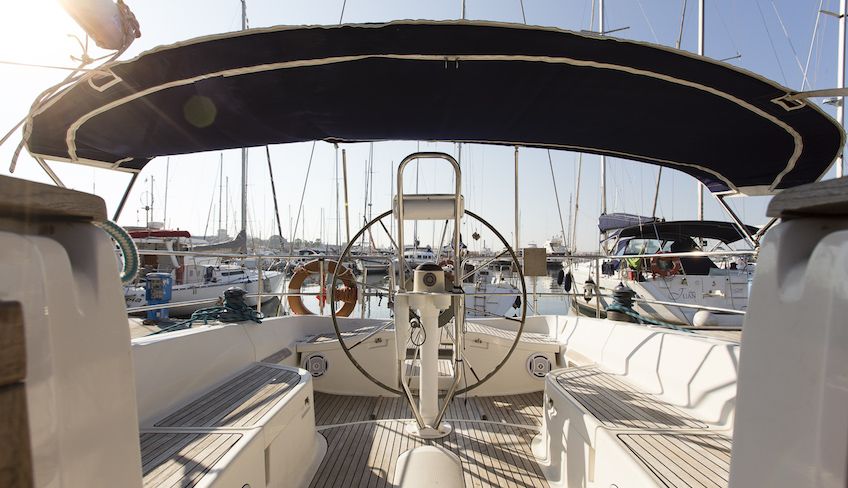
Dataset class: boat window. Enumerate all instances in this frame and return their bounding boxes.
[622,239,661,256]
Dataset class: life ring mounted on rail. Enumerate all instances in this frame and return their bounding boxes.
[650,253,682,278]
[287,259,358,317]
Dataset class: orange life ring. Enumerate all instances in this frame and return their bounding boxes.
[650,253,682,278]
[287,259,358,317]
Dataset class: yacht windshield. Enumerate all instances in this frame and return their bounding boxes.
[617,238,662,256]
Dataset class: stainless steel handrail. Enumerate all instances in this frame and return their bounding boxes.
[563,249,757,260]
[135,249,394,260]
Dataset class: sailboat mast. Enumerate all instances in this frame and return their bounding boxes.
[514,146,520,250]
[571,154,582,254]
[225,177,229,236]
[240,0,249,238]
[218,154,223,234]
[147,175,154,227]
[837,0,846,178]
[547,150,568,250]
[335,144,340,247]
[163,157,170,227]
[599,0,607,217]
[697,0,705,219]
[413,143,420,248]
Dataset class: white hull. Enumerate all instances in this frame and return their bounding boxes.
[463,281,520,318]
[355,258,389,274]
[125,271,285,316]
[566,260,749,326]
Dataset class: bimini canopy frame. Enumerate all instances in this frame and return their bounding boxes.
[24,20,844,195]
[609,220,760,244]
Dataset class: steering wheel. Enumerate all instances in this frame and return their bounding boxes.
[329,208,527,396]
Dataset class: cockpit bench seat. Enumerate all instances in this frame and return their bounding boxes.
[153,364,301,428]
[618,433,731,488]
[140,430,262,488]
[140,363,316,488]
[544,365,732,487]
[463,321,560,352]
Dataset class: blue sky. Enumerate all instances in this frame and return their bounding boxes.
[0,0,841,251]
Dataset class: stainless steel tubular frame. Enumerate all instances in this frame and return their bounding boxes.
[396,152,464,428]
[395,152,463,290]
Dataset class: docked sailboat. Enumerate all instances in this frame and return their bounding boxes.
[123,226,284,316]
[5,12,848,488]
[565,216,757,327]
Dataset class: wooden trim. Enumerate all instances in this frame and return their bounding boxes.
[0,302,25,387]
[619,433,731,487]
[554,367,706,430]
[0,174,107,222]
[767,177,848,219]
[0,385,33,487]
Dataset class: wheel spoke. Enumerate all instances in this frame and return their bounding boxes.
[348,320,394,351]
[460,249,510,281]
[377,217,413,275]
[350,280,390,292]
[434,219,450,263]
[465,305,521,321]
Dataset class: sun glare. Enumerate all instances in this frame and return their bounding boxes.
[0,1,87,64]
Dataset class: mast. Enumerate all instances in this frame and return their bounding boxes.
[335,144,340,247]
[163,157,170,227]
[566,194,573,250]
[599,0,607,217]
[146,175,154,227]
[514,146,520,250]
[342,148,351,245]
[651,167,662,217]
[547,150,568,250]
[225,177,229,236]
[240,0,249,240]
[571,154,583,253]
[697,0,705,219]
[265,146,285,249]
[838,0,846,177]
[390,163,395,246]
[414,143,420,248]
[218,154,223,235]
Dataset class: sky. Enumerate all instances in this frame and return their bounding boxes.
[0,0,842,252]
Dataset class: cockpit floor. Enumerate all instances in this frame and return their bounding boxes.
[309,392,547,487]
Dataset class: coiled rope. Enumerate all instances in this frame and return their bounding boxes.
[92,219,139,284]
[148,289,263,336]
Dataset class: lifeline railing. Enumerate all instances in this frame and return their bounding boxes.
[126,247,757,331]
[126,248,396,315]
[561,249,758,323]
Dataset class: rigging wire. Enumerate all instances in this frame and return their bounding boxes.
[754,0,789,85]
[547,150,569,249]
[339,0,347,24]
[768,0,813,89]
[589,0,596,32]
[675,0,688,49]
[519,0,527,24]
[711,0,742,60]
[802,0,825,90]
[0,59,110,72]
[290,141,318,254]
[813,10,829,88]
[634,0,659,43]
[4,2,138,174]
[201,156,222,239]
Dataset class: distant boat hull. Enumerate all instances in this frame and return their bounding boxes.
[125,271,284,317]
[566,260,748,326]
